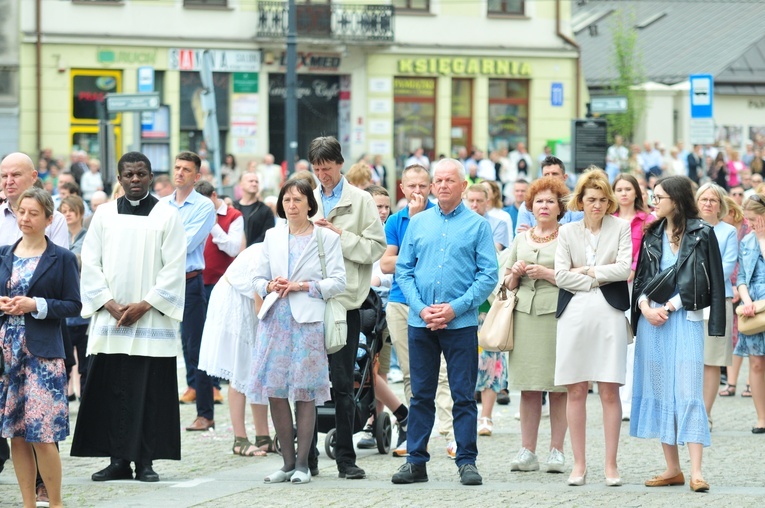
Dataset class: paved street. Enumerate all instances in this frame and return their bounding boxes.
[1,360,764,507]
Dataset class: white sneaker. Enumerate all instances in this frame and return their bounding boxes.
[387,368,404,384]
[510,447,539,471]
[546,448,565,473]
[477,417,493,436]
[541,402,550,417]
[392,439,408,457]
[446,440,457,459]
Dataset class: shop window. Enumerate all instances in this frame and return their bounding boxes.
[0,68,17,100]
[71,69,122,124]
[488,79,529,152]
[451,79,473,157]
[393,0,429,12]
[394,77,436,170]
[488,0,524,16]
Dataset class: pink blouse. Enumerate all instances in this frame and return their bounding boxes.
[614,209,656,270]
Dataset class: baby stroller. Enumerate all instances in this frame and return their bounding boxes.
[320,288,392,459]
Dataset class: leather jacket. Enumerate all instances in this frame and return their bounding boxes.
[631,218,726,336]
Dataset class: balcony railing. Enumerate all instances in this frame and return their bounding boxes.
[257,2,395,42]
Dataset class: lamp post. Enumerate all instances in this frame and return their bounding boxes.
[285,0,298,175]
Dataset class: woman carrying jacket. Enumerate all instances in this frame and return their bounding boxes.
[630,176,726,493]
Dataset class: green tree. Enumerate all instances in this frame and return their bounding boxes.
[607,9,645,144]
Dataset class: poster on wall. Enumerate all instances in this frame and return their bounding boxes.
[715,125,743,148]
[749,126,765,150]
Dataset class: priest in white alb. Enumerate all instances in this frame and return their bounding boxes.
[71,152,187,483]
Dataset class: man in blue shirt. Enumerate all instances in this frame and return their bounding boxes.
[639,140,663,178]
[515,156,583,235]
[164,152,216,431]
[391,159,497,486]
[380,164,457,459]
[466,184,509,251]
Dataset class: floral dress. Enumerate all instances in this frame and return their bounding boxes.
[0,256,69,443]
[248,235,331,405]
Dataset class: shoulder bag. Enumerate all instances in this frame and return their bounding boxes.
[478,285,517,352]
[735,300,765,335]
[316,229,348,354]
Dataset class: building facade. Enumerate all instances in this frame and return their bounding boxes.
[18,0,582,182]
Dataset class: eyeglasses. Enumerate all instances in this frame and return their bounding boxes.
[652,194,671,204]
[698,198,720,205]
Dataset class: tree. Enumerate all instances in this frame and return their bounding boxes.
[607,8,645,144]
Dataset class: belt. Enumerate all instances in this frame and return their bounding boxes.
[186,270,202,280]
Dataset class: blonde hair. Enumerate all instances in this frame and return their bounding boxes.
[568,167,618,214]
[743,193,765,215]
[724,196,744,225]
[346,162,372,188]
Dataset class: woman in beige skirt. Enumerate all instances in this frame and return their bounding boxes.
[504,176,570,474]
[554,169,632,487]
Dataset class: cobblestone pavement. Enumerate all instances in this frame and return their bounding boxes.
[1,361,764,507]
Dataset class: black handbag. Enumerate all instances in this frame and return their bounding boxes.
[642,265,677,303]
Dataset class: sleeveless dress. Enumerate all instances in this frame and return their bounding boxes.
[0,256,69,443]
[630,234,710,446]
[248,235,331,405]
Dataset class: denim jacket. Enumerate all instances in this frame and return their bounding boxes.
[737,232,762,289]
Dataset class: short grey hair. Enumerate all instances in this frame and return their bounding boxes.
[695,182,729,220]
[433,158,466,181]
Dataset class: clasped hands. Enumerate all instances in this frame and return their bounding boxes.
[420,303,455,330]
[510,260,549,280]
[0,296,37,316]
[267,276,303,298]
[105,299,152,328]
[640,300,676,326]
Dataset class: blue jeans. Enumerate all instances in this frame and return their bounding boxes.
[407,325,478,468]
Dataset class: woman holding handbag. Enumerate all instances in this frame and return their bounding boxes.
[503,176,570,474]
[631,176,726,493]
[735,193,765,434]
[554,169,632,487]
[248,179,346,484]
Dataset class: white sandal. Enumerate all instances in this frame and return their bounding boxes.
[291,469,311,484]
[264,469,295,483]
[477,417,493,436]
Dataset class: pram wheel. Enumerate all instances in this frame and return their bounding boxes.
[325,428,337,460]
[374,412,392,454]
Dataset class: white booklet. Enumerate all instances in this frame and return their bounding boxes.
[257,292,279,320]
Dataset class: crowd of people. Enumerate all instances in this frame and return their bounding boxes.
[1,133,765,505]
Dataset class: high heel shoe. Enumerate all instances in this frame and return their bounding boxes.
[264,469,295,483]
[567,468,587,486]
[606,476,623,487]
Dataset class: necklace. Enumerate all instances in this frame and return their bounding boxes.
[289,222,312,236]
[529,226,559,243]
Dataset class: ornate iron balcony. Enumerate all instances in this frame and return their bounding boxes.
[257,2,395,42]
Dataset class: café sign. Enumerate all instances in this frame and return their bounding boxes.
[398,58,531,76]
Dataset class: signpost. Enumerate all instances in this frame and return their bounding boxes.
[551,82,563,107]
[689,73,715,145]
[105,93,160,112]
[590,96,628,115]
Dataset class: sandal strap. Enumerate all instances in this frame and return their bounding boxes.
[233,437,264,456]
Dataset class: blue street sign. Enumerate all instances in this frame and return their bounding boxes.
[690,74,713,118]
[137,66,155,93]
[551,82,564,107]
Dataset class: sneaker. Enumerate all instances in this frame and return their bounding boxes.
[357,426,376,449]
[497,389,511,405]
[546,448,565,474]
[36,483,49,507]
[446,440,457,459]
[477,417,493,436]
[510,447,540,472]
[338,464,366,479]
[391,462,428,484]
[541,402,550,417]
[458,463,483,485]
[396,415,408,434]
[387,368,404,384]
[392,440,408,457]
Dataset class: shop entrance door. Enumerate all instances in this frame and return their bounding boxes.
[451,78,473,156]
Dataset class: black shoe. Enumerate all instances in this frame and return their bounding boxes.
[308,457,319,477]
[338,465,366,479]
[497,389,511,406]
[92,460,133,482]
[135,463,160,482]
[0,460,4,475]
[392,462,428,484]
[459,464,483,485]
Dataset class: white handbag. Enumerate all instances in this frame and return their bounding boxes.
[316,230,347,354]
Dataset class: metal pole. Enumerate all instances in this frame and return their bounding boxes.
[285,0,298,176]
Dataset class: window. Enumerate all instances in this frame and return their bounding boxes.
[184,0,228,7]
[393,0,429,12]
[488,0,524,16]
[488,79,529,152]
[394,78,436,170]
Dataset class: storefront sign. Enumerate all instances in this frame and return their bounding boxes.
[97,47,158,66]
[279,52,342,72]
[169,49,261,72]
[394,78,435,98]
[269,77,340,102]
[233,72,259,93]
[397,58,531,76]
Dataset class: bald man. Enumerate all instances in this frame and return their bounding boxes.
[0,152,68,247]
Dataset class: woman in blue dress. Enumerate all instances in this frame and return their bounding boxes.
[0,188,81,508]
[248,179,346,485]
[630,176,726,493]
[735,194,765,434]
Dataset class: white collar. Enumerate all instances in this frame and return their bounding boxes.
[127,191,151,207]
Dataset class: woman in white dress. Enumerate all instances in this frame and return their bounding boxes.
[199,243,269,457]
[554,169,632,487]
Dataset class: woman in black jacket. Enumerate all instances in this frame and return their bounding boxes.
[629,176,725,493]
[0,188,81,508]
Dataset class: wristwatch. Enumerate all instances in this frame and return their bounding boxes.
[663,304,672,313]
